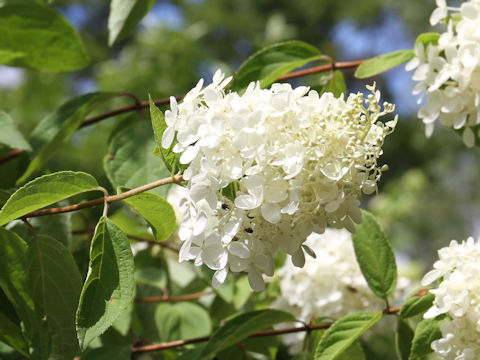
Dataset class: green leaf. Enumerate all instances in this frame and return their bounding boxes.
[18,92,114,184]
[80,345,131,360]
[0,289,29,357]
[108,0,156,46]
[155,302,212,341]
[354,49,414,79]
[0,2,89,71]
[230,40,323,92]
[149,95,182,173]
[314,311,382,360]
[409,315,448,360]
[399,288,434,319]
[27,235,83,359]
[337,342,366,360]
[415,32,440,47]
[104,119,171,196]
[120,188,176,242]
[0,229,36,338]
[0,171,100,226]
[200,309,294,358]
[0,111,31,151]
[352,210,397,299]
[76,216,135,350]
[320,70,347,98]
[396,319,414,360]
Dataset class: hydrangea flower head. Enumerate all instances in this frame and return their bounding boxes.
[164,70,397,291]
[271,229,410,354]
[422,237,480,359]
[406,0,480,147]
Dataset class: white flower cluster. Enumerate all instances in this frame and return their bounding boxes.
[422,237,480,359]
[271,229,410,354]
[164,70,397,291]
[406,0,480,147]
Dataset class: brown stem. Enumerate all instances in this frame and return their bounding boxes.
[22,175,183,219]
[135,291,208,303]
[0,58,367,166]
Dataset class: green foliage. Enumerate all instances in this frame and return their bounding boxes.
[0,171,99,226]
[319,70,347,97]
[354,49,414,79]
[230,40,323,92]
[0,111,31,151]
[120,188,176,241]
[199,309,295,359]
[104,119,170,196]
[415,32,440,47]
[396,319,414,360]
[76,216,135,350]
[19,92,115,184]
[27,235,83,359]
[352,211,398,299]
[149,95,181,173]
[314,312,382,360]
[108,0,156,46]
[409,315,449,360]
[155,302,212,341]
[0,1,89,71]
[0,289,29,357]
[81,345,131,360]
[399,288,434,319]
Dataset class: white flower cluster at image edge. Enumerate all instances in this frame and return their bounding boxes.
[163,69,397,291]
[407,0,480,147]
[422,237,480,359]
[271,228,410,354]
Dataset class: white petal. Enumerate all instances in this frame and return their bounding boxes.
[248,266,265,292]
[180,144,200,164]
[463,127,475,148]
[161,126,175,149]
[261,203,281,223]
[229,242,251,259]
[291,247,306,268]
[212,267,228,288]
[235,194,260,210]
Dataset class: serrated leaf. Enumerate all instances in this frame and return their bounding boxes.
[108,0,156,46]
[352,210,397,299]
[0,2,89,71]
[396,318,414,360]
[0,171,100,226]
[18,92,114,184]
[76,216,135,350]
[354,49,414,79]
[399,288,434,319]
[104,119,170,196]
[0,229,35,346]
[0,289,29,357]
[415,32,440,47]
[320,70,347,98]
[314,311,382,360]
[155,302,212,342]
[230,41,323,92]
[0,111,31,151]
[120,187,176,242]
[149,95,180,173]
[200,309,295,358]
[409,315,448,360]
[27,235,83,359]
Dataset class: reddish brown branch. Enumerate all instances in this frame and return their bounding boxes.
[277,59,366,81]
[135,291,208,303]
[0,59,367,166]
[131,306,399,353]
[21,175,183,219]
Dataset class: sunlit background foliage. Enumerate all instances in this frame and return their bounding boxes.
[0,0,476,358]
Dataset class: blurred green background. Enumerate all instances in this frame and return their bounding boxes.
[1,0,478,277]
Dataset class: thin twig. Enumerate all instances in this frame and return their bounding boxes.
[135,291,208,303]
[0,59,367,166]
[22,175,183,219]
